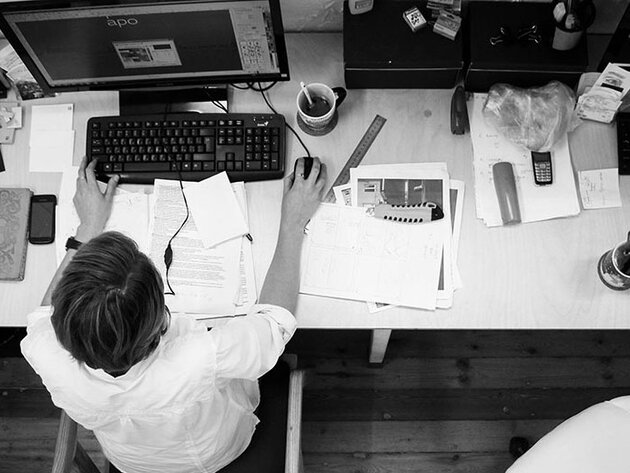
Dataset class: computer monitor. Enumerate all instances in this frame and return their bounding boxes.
[0,0,290,111]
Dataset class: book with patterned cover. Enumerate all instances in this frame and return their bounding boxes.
[0,188,32,281]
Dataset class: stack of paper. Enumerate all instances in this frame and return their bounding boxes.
[576,63,630,123]
[300,162,464,311]
[469,93,580,227]
[148,175,255,317]
[29,104,75,172]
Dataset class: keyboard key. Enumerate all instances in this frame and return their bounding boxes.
[124,162,171,172]
[246,161,262,170]
[193,153,215,161]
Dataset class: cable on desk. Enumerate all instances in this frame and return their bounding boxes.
[158,102,191,296]
[230,82,277,92]
[256,82,311,159]
[249,81,277,92]
[230,83,251,90]
[163,175,190,296]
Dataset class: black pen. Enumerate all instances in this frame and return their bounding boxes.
[245,233,253,243]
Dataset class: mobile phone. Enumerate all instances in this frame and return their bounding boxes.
[531,151,553,185]
[29,194,57,244]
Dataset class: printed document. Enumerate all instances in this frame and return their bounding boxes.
[366,179,465,313]
[148,179,241,316]
[300,203,444,310]
[350,162,454,308]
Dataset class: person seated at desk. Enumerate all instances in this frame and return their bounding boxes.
[20,156,326,473]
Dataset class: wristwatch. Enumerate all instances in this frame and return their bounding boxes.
[65,236,83,251]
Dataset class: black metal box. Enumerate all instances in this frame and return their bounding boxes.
[343,1,464,89]
[466,2,588,92]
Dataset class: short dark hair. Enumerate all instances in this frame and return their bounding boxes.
[51,231,168,376]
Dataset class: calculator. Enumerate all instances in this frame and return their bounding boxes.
[531,151,553,185]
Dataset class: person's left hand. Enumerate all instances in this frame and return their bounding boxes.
[73,156,119,242]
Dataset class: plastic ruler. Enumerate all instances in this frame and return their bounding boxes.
[323,114,387,203]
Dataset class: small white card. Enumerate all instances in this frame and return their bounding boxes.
[30,103,74,130]
[185,172,248,248]
[29,130,75,172]
[578,168,622,209]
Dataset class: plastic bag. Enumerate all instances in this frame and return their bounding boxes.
[482,81,578,152]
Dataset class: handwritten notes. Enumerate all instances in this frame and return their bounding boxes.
[579,168,622,209]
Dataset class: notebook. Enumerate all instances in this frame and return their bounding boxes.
[0,188,32,281]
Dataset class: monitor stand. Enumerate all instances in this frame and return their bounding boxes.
[119,85,228,116]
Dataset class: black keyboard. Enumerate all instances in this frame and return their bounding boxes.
[87,113,286,184]
[617,112,630,175]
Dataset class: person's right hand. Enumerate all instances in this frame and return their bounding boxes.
[280,157,326,236]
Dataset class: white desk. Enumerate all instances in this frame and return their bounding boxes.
[2,34,629,363]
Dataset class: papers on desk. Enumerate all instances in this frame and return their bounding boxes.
[469,93,580,227]
[29,104,75,172]
[300,162,462,311]
[185,172,249,248]
[576,63,630,123]
[55,170,255,318]
[301,203,444,310]
[149,178,256,317]
[578,168,622,209]
[56,166,152,263]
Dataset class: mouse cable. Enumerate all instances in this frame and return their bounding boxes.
[160,102,190,296]
[256,82,311,159]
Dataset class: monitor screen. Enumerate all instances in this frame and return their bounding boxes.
[0,0,290,93]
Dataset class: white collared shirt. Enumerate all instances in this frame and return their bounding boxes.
[21,304,297,473]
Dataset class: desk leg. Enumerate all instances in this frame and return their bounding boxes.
[369,329,392,364]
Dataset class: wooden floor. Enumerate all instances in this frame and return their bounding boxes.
[2,328,630,473]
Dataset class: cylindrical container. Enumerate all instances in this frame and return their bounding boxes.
[552,27,584,51]
[598,232,630,290]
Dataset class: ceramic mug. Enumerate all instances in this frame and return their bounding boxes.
[296,83,346,133]
[598,232,630,290]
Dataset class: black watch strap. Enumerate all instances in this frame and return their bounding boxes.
[65,236,83,251]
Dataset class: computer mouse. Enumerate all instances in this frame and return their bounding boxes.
[294,157,314,179]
